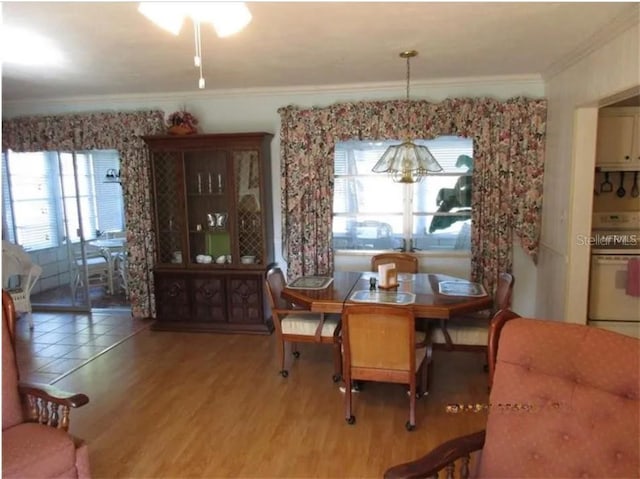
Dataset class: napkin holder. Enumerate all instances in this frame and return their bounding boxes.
[378,263,399,289]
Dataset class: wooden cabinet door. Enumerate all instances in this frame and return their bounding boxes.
[596,113,635,165]
[191,275,227,322]
[227,275,263,324]
[154,273,190,321]
[150,151,188,266]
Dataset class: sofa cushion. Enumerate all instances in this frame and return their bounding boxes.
[478,318,639,478]
[2,422,78,478]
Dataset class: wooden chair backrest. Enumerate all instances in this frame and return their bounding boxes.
[371,253,419,274]
[487,308,521,388]
[494,272,514,311]
[342,304,416,372]
[265,266,288,310]
[2,290,17,343]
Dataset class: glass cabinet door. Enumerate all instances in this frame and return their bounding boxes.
[184,150,230,265]
[233,149,263,266]
[152,151,186,265]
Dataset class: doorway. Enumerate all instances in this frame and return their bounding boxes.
[2,149,130,312]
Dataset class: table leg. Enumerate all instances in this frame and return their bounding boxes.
[440,319,453,350]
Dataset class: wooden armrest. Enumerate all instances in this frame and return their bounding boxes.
[18,382,89,431]
[384,430,485,479]
[19,382,89,408]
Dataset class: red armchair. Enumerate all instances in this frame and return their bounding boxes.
[2,291,91,478]
[385,309,640,478]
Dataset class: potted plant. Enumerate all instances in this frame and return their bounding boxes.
[167,110,198,135]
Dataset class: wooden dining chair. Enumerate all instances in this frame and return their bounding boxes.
[435,272,515,352]
[371,253,419,274]
[341,304,432,431]
[264,266,342,381]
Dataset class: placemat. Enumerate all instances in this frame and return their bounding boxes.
[438,281,487,297]
[287,276,334,290]
[349,290,416,305]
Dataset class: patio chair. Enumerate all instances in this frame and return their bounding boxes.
[71,243,113,298]
[2,240,42,330]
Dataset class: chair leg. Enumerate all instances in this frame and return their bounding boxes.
[345,370,355,425]
[332,342,342,382]
[407,380,416,431]
[278,339,288,377]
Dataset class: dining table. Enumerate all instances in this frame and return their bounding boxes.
[282,271,493,348]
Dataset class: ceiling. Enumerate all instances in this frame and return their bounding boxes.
[1,2,636,103]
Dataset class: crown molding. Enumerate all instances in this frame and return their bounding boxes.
[2,74,543,114]
[543,3,640,81]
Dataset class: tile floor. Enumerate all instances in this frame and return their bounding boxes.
[13,310,151,384]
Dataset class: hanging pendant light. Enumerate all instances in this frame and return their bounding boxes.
[372,50,443,183]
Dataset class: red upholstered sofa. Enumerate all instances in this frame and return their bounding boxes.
[385,310,640,478]
[2,291,91,478]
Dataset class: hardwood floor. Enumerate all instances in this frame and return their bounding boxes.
[53,329,489,478]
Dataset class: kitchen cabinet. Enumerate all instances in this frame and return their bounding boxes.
[596,107,640,170]
[144,132,275,334]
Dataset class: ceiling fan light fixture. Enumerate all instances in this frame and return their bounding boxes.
[138,2,185,35]
[138,2,252,89]
[372,50,443,183]
[196,3,252,37]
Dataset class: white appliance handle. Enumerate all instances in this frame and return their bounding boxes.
[593,256,638,265]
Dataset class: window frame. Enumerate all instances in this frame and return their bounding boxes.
[2,150,124,252]
[332,137,473,254]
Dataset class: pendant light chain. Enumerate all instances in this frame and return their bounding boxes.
[406,53,411,101]
[401,50,417,137]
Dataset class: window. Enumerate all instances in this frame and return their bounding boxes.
[2,150,124,251]
[333,136,473,252]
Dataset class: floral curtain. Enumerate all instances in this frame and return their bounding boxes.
[278,97,546,293]
[2,111,165,318]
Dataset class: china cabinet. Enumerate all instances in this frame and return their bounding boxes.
[143,132,275,334]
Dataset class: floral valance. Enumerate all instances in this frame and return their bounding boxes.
[278,97,547,291]
[2,110,165,318]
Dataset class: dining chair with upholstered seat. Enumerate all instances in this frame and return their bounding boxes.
[264,266,342,381]
[433,272,514,354]
[341,304,432,431]
[371,253,419,274]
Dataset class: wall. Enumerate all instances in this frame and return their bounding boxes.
[3,75,544,314]
[539,15,639,321]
